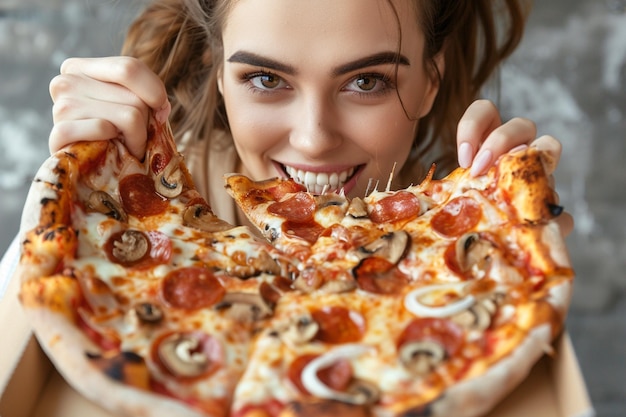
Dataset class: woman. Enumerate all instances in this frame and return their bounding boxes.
[46,0,571,231]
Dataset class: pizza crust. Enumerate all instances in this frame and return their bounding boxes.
[497,149,558,223]
[21,305,208,417]
[19,156,63,239]
[17,156,78,283]
[424,324,552,417]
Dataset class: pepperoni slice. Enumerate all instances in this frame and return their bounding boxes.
[316,357,353,391]
[150,152,177,175]
[287,354,317,394]
[259,281,281,306]
[150,152,168,174]
[287,354,354,395]
[161,267,225,310]
[272,275,295,292]
[282,220,325,244]
[397,317,464,356]
[369,191,421,224]
[269,193,316,222]
[267,192,325,243]
[431,196,481,237]
[267,180,307,200]
[353,257,409,294]
[119,173,168,217]
[232,399,285,417]
[145,231,173,265]
[76,307,121,352]
[311,306,365,344]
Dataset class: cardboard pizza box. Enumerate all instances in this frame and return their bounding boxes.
[0,245,596,417]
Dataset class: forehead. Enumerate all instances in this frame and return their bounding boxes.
[222,0,422,60]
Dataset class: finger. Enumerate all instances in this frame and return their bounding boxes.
[470,117,537,176]
[530,135,562,175]
[60,57,169,112]
[49,118,147,160]
[52,97,149,159]
[457,100,502,168]
[49,119,119,153]
[50,73,148,112]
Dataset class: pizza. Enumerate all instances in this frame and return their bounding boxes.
[14,113,574,417]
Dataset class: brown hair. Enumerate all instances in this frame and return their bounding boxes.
[122,0,531,183]
[414,0,531,178]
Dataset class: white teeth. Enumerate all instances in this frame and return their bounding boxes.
[284,165,355,193]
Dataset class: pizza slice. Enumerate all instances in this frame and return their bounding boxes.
[225,147,574,417]
[16,117,297,417]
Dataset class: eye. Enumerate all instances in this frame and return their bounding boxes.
[356,76,378,91]
[246,72,287,90]
[344,73,393,95]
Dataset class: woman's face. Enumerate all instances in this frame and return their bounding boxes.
[219,0,440,197]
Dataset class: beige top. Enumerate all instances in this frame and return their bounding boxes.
[182,130,240,225]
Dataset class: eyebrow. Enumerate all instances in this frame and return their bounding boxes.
[332,51,411,75]
[227,51,297,74]
[227,50,410,76]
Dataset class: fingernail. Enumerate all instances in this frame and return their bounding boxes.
[458,142,473,168]
[509,144,529,154]
[155,101,171,123]
[470,150,493,177]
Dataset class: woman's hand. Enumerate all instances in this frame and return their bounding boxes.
[48,56,170,159]
[456,99,574,235]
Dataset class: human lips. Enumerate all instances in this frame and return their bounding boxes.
[280,163,363,194]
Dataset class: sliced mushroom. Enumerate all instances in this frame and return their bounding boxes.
[226,250,283,279]
[215,292,273,322]
[343,379,380,405]
[88,190,127,222]
[281,315,319,346]
[399,340,446,375]
[455,232,495,276]
[481,296,499,315]
[134,302,164,324]
[316,193,348,209]
[319,278,357,294]
[249,250,282,275]
[182,203,233,233]
[158,333,209,378]
[112,230,149,263]
[450,302,492,331]
[488,291,506,309]
[155,155,183,198]
[357,231,410,265]
[292,268,324,293]
[347,197,368,218]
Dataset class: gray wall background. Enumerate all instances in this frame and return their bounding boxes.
[1,1,624,415]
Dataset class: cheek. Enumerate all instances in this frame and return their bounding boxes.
[351,106,417,159]
[225,96,286,154]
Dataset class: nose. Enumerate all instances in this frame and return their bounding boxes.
[288,94,342,159]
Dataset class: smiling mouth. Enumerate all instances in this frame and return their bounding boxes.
[281,164,363,194]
